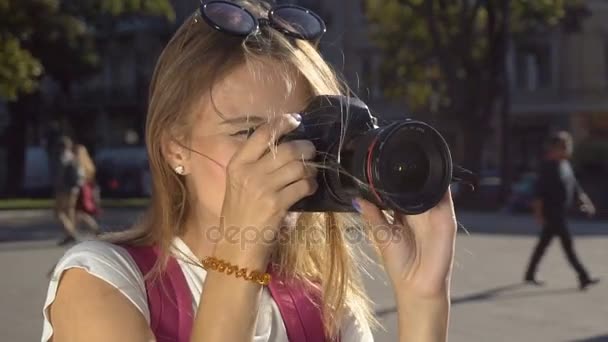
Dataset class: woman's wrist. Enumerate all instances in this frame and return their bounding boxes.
[213,238,273,273]
[396,291,450,312]
[193,260,266,341]
[396,292,450,342]
[391,275,451,301]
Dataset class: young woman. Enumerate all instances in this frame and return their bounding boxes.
[42,1,457,341]
[73,144,101,235]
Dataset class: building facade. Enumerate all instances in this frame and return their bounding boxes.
[9,0,607,197]
[507,0,608,173]
[61,0,396,147]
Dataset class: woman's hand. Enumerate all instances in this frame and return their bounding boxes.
[356,190,457,341]
[356,190,457,297]
[194,113,317,342]
[216,113,318,265]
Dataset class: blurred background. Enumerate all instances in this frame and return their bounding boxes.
[0,0,606,341]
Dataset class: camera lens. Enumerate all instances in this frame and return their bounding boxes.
[349,120,452,214]
[382,141,429,193]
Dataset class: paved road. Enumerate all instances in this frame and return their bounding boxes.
[0,209,606,341]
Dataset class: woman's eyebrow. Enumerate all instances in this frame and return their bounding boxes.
[219,115,266,126]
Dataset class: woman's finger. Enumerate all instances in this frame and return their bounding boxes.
[258,140,316,174]
[355,198,388,227]
[277,177,318,208]
[437,188,454,210]
[267,160,317,191]
[355,198,396,251]
[232,113,302,164]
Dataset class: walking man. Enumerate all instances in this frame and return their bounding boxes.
[524,131,599,290]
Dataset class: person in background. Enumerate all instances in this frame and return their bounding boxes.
[524,131,599,290]
[73,144,101,235]
[54,136,82,246]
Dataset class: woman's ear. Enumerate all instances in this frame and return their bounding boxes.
[162,135,191,176]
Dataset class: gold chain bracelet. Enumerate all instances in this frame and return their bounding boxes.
[201,256,271,286]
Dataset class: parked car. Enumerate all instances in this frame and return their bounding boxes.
[506,172,537,212]
[23,147,52,197]
[452,168,501,205]
[94,147,151,198]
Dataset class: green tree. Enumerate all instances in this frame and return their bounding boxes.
[364,0,588,177]
[0,0,174,195]
[0,0,175,99]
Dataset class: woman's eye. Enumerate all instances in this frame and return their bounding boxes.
[230,127,257,137]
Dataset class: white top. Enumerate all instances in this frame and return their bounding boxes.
[559,160,577,207]
[41,238,374,341]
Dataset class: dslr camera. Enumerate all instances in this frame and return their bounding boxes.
[279,95,471,215]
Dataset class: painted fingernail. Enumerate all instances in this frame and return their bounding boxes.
[352,199,362,213]
[290,113,302,122]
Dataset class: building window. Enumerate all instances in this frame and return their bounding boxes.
[514,43,553,91]
[360,0,368,22]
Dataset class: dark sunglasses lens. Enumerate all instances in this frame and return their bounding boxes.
[203,2,256,36]
[272,7,324,40]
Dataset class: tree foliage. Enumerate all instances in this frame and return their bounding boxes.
[0,0,175,196]
[365,0,586,112]
[0,0,175,100]
[364,0,588,173]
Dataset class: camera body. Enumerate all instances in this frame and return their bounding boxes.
[281,95,377,212]
[281,95,459,214]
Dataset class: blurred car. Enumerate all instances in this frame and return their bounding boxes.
[452,168,538,211]
[477,169,502,201]
[94,147,151,198]
[506,172,537,212]
[23,147,53,197]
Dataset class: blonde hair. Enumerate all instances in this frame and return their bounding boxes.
[109,0,376,337]
[74,144,96,182]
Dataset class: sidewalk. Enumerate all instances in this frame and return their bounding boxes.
[0,208,145,242]
[1,217,606,342]
[1,209,607,341]
[455,211,608,236]
[1,208,606,242]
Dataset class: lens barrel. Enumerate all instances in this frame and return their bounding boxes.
[333,120,453,214]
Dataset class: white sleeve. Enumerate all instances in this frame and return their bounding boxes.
[341,310,375,342]
[41,240,150,342]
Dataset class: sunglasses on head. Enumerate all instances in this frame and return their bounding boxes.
[198,1,326,41]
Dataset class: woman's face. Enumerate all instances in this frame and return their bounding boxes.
[181,61,310,223]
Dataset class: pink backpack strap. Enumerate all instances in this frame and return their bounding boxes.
[122,245,194,342]
[267,270,340,342]
[123,245,337,342]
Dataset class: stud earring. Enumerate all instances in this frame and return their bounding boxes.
[174,165,185,175]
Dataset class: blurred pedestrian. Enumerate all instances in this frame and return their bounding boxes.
[73,144,101,235]
[524,131,599,290]
[54,136,82,246]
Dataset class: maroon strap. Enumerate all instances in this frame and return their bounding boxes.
[267,271,339,342]
[123,244,336,342]
[122,245,194,342]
